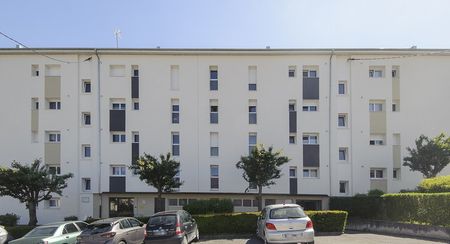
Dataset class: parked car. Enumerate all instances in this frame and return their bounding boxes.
[144,210,199,244]
[9,221,88,244]
[0,225,12,244]
[76,217,145,244]
[256,203,314,244]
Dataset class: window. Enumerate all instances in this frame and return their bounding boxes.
[131,65,139,77]
[302,105,318,112]
[172,132,180,156]
[82,145,91,158]
[339,148,348,161]
[303,168,319,178]
[392,99,400,112]
[303,69,317,78]
[31,65,39,77]
[112,103,126,110]
[48,198,60,208]
[369,68,384,78]
[369,134,385,145]
[370,169,385,179]
[289,133,296,144]
[109,65,126,77]
[169,199,178,206]
[302,134,318,145]
[233,199,243,207]
[171,99,179,124]
[170,65,180,90]
[249,133,257,155]
[248,66,257,91]
[338,114,347,128]
[111,166,126,176]
[112,133,126,143]
[210,100,218,124]
[289,101,296,112]
[82,178,91,191]
[249,100,257,124]
[210,132,219,157]
[369,103,383,112]
[132,99,139,110]
[132,132,139,143]
[393,168,400,179]
[338,81,347,95]
[82,80,91,93]
[288,66,296,77]
[82,112,91,126]
[48,165,61,175]
[210,66,218,91]
[289,167,297,178]
[210,165,219,189]
[265,199,276,206]
[48,100,61,110]
[47,132,61,143]
[339,181,349,194]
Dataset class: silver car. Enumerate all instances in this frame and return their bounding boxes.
[76,217,145,244]
[256,204,314,244]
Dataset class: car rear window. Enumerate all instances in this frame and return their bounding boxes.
[269,206,306,219]
[83,223,112,234]
[25,227,58,237]
[147,215,177,230]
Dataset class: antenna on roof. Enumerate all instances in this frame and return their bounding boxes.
[114,29,122,48]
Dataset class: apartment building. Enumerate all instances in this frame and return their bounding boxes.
[0,48,449,224]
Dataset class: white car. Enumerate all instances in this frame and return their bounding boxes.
[256,204,314,244]
[0,225,10,244]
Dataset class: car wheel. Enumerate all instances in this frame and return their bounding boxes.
[118,241,126,244]
[193,228,199,242]
[181,236,188,244]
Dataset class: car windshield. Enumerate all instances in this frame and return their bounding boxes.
[25,227,58,237]
[269,207,306,219]
[83,223,112,234]
[147,215,177,229]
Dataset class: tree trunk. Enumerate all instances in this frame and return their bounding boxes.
[28,202,38,226]
[155,191,164,213]
[257,186,263,211]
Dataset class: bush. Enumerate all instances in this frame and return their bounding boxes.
[330,196,383,219]
[183,199,233,215]
[383,193,450,227]
[0,213,20,226]
[193,211,347,235]
[5,225,35,239]
[306,211,348,233]
[367,189,384,197]
[84,217,100,224]
[418,175,450,193]
[64,216,78,221]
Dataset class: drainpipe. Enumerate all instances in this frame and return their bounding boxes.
[328,50,334,199]
[95,49,102,218]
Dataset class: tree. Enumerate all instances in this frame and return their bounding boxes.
[129,153,182,212]
[0,160,73,226]
[403,133,450,178]
[236,145,289,211]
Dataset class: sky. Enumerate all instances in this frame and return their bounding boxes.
[1,0,450,49]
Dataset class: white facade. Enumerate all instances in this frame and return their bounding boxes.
[0,48,449,224]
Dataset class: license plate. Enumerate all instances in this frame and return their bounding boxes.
[154,230,167,236]
[283,233,299,239]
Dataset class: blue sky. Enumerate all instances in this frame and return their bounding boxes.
[1,0,449,48]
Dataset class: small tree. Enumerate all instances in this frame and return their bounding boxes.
[0,160,73,226]
[129,153,182,212]
[403,133,450,178]
[236,145,289,211]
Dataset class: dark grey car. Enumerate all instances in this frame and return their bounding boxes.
[144,210,199,244]
[77,217,145,244]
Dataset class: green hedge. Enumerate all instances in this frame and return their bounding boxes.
[183,199,233,215]
[5,225,35,239]
[383,193,450,227]
[418,175,450,193]
[193,211,347,235]
[0,213,20,226]
[329,196,383,219]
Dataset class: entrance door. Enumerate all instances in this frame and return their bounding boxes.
[109,197,135,217]
[154,197,166,213]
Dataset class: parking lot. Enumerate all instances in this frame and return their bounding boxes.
[199,233,446,244]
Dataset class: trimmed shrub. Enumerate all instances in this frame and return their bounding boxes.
[306,211,348,233]
[0,213,20,226]
[183,199,233,215]
[418,175,450,193]
[64,216,78,221]
[367,189,384,197]
[330,196,383,219]
[383,193,450,227]
[5,225,35,239]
